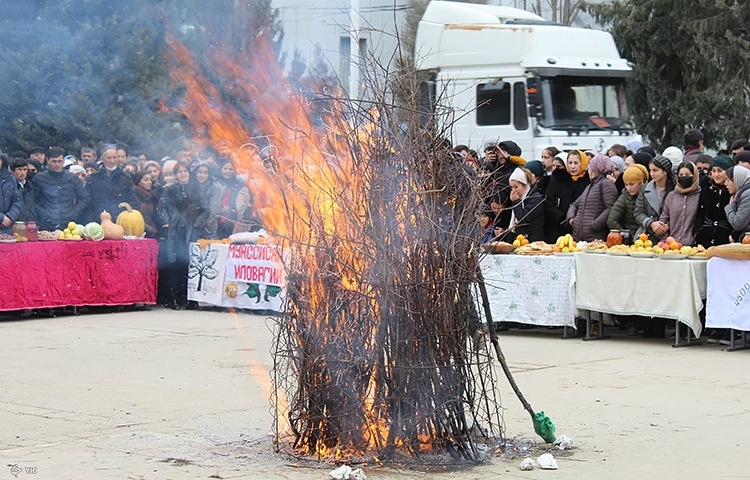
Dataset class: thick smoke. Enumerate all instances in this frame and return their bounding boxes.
[0,0,282,159]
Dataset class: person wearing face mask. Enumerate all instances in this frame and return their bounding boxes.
[724,165,750,242]
[694,155,733,247]
[85,144,136,223]
[694,154,713,188]
[634,155,675,243]
[659,161,701,246]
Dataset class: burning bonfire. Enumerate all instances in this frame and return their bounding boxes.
[167,35,503,463]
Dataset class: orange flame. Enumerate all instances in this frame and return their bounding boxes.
[166,33,440,459]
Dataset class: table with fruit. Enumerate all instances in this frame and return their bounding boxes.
[0,208,158,311]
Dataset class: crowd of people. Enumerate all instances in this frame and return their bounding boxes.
[469,129,750,248]
[0,144,262,310]
[468,129,750,343]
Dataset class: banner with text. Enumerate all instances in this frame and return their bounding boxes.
[187,243,285,312]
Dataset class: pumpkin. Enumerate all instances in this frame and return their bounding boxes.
[116,202,146,237]
[100,210,124,240]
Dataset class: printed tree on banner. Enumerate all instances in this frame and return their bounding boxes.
[188,244,219,292]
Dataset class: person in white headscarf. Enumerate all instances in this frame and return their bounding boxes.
[662,146,684,169]
[497,168,544,242]
[725,165,750,241]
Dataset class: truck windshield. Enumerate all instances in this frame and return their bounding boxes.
[539,76,633,131]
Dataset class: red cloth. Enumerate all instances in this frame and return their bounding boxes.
[0,239,158,311]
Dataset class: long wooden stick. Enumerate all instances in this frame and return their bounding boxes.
[476,267,535,417]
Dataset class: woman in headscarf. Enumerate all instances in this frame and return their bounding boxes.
[659,161,701,246]
[724,165,750,241]
[694,155,733,247]
[215,159,242,239]
[634,155,676,243]
[159,161,192,309]
[133,171,159,238]
[497,168,544,242]
[543,150,589,243]
[609,155,626,194]
[188,163,225,241]
[566,154,618,241]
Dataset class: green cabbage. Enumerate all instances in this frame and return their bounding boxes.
[84,222,105,241]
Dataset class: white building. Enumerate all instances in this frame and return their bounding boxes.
[272,0,409,97]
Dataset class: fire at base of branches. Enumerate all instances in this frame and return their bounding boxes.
[166,32,503,464]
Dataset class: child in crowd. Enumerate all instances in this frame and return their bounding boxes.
[607,164,649,241]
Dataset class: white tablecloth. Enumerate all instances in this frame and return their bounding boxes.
[575,253,707,337]
[480,254,576,327]
[706,257,750,331]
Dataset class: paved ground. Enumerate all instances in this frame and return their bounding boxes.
[1,309,747,480]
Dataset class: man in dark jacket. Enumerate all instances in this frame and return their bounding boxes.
[0,154,21,234]
[86,144,136,223]
[34,147,90,230]
[10,158,36,222]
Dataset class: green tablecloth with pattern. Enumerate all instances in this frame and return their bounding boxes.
[479,254,576,327]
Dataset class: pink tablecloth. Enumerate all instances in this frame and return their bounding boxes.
[0,239,158,311]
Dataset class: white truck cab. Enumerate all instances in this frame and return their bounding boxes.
[415,1,640,158]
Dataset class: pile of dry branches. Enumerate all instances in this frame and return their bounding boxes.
[270,58,503,464]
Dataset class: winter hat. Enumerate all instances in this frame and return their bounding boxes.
[611,155,626,174]
[524,160,545,179]
[638,146,657,158]
[63,157,76,168]
[662,146,684,166]
[69,165,85,176]
[584,150,597,159]
[734,151,750,166]
[651,155,674,175]
[510,167,529,185]
[29,146,46,156]
[623,164,649,184]
[588,154,614,176]
[498,140,522,157]
[625,139,644,153]
[711,155,734,172]
[631,152,653,170]
[508,155,527,166]
[83,161,98,171]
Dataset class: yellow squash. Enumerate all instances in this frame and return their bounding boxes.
[116,202,146,237]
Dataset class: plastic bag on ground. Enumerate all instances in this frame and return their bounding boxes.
[538,453,559,470]
[519,457,535,470]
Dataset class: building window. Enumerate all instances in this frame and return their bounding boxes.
[513,81,529,130]
[340,36,351,95]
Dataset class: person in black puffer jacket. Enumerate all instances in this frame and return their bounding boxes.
[33,148,90,230]
[0,154,21,233]
[85,145,136,223]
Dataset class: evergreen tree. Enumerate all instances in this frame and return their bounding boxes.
[0,0,283,158]
[588,0,750,150]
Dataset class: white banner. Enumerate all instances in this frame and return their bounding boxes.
[222,244,285,311]
[187,242,285,312]
[187,243,228,305]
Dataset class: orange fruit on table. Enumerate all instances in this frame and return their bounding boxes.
[669,242,681,250]
[665,236,676,244]
[521,238,529,246]
[639,233,648,242]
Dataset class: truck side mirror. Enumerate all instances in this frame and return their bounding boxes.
[526,78,543,120]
